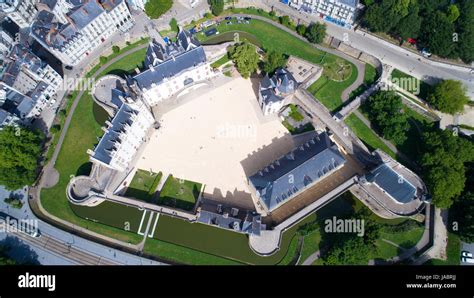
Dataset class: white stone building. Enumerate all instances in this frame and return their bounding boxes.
[36,0,73,24]
[31,0,133,66]
[89,92,155,172]
[127,0,147,11]
[258,68,297,116]
[0,0,38,28]
[0,27,15,56]
[130,28,214,107]
[288,0,361,26]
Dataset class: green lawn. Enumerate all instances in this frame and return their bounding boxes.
[39,43,149,244]
[344,114,396,158]
[364,63,378,86]
[288,104,304,121]
[125,170,162,203]
[380,226,424,249]
[210,54,231,69]
[390,69,434,101]
[374,239,399,260]
[157,176,201,211]
[297,231,321,265]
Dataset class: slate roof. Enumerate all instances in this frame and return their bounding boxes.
[366,163,417,204]
[259,68,297,105]
[0,83,35,119]
[197,210,265,236]
[92,102,138,165]
[67,0,105,30]
[249,132,346,211]
[133,29,207,90]
[338,0,359,8]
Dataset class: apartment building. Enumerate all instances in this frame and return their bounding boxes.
[0,0,38,28]
[127,0,147,11]
[288,0,360,26]
[36,0,73,24]
[31,0,133,66]
[258,68,298,116]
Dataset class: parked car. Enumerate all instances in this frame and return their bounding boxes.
[461,256,474,264]
[421,48,432,58]
[244,17,251,21]
[65,65,73,70]
[461,251,473,258]
[226,21,232,25]
[225,16,232,21]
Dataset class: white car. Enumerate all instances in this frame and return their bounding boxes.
[461,251,474,263]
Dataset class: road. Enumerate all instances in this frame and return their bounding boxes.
[241,0,474,100]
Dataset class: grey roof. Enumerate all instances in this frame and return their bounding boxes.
[67,0,105,30]
[0,83,34,119]
[197,210,264,236]
[366,163,417,204]
[8,44,45,74]
[38,0,58,10]
[92,102,138,165]
[133,30,207,90]
[249,132,346,211]
[0,109,10,125]
[259,68,297,105]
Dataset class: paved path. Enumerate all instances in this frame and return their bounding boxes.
[301,250,320,265]
[231,13,366,102]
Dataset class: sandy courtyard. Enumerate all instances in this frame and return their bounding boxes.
[136,77,298,206]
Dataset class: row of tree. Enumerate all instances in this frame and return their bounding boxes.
[362,0,474,63]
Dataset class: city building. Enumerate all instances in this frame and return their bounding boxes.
[258,68,298,115]
[36,0,73,24]
[128,28,214,106]
[126,0,147,11]
[0,82,41,126]
[31,0,133,66]
[0,26,15,56]
[248,131,346,213]
[288,0,361,27]
[88,83,155,172]
[0,0,38,28]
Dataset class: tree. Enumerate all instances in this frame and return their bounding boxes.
[393,5,421,40]
[0,126,43,190]
[305,22,327,44]
[227,42,260,79]
[363,0,403,33]
[420,130,474,208]
[427,80,468,114]
[99,56,107,64]
[446,4,460,23]
[296,24,306,36]
[279,15,293,28]
[366,91,410,144]
[0,247,15,265]
[169,17,178,32]
[112,45,120,53]
[420,11,456,58]
[263,50,287,75]
[145,0,173,19]
[50,124,61,134]
[324,236,374,265]
[456,1,474,63]
[452,192,474,243]
[208,0,224,16]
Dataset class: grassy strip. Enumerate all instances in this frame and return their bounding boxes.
[157,176,201,211]
[390,69,434,101]
[125,170,162,203]
[211,54,231,69]
[424,233,460,265]
[344,114,396,158]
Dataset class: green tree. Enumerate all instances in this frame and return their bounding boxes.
[446,4,460,23]
[427,80,468,114]
[112,45,120,53]
[366,91,410,144]
[263,50,288,75]
[394,5,421,40]
[169,17,178,32]
[324,236,374,265]
[99,56,108,64]
[420,130,474,208]
[50,124,61,134]
[363,0,403,33]
[145,0,173,19]
[305,22,327,44]
[208,0,224,16]
[0,248,15,265]
[296,24,306,36]
[0,126,43,190]
[420,11,456,58]
[279,15,293,28]
[452,192,474,243]
[228,42,260,79]
[456,1,474,63]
